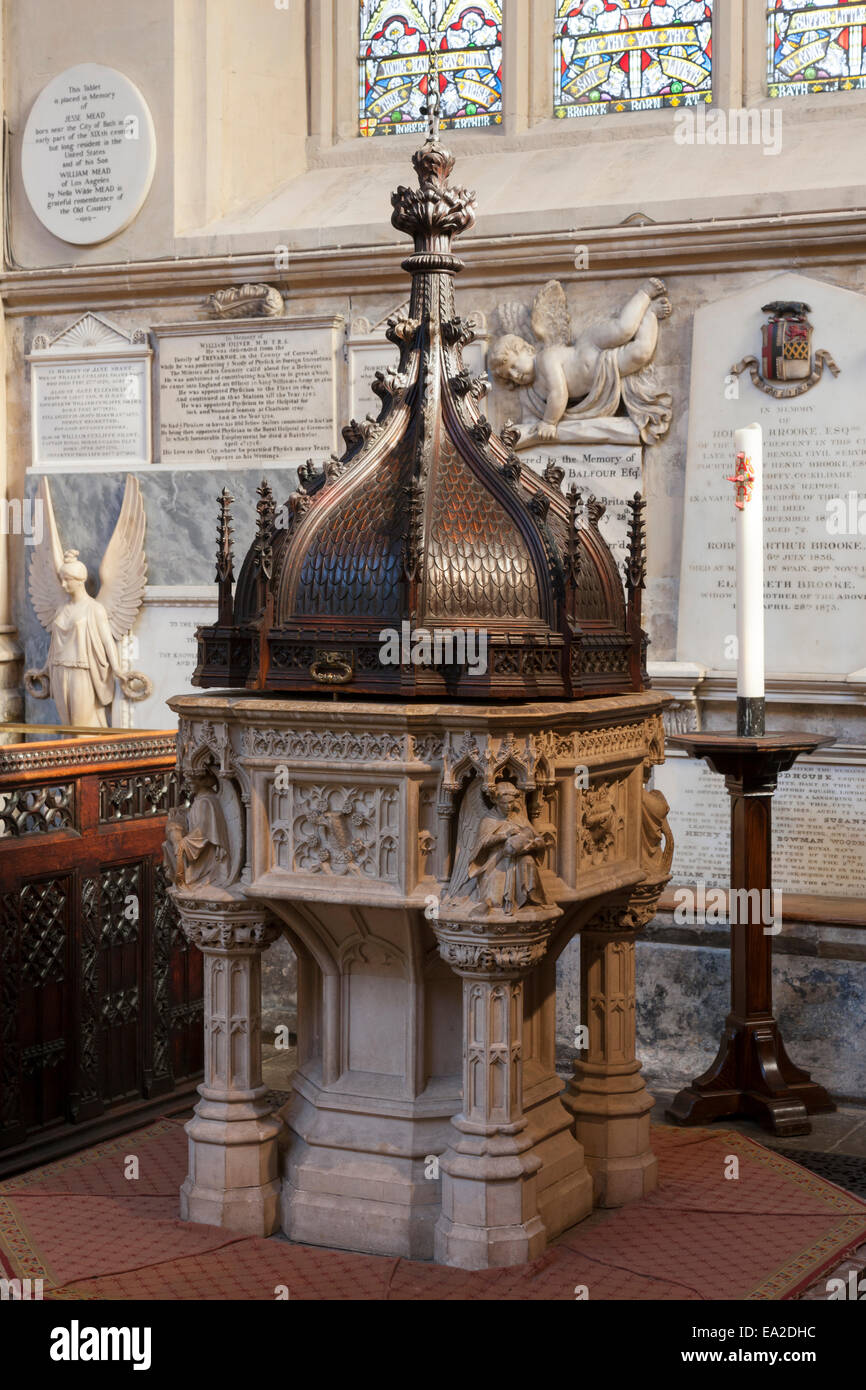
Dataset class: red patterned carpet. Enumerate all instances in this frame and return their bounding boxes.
[1,1120,864,1300]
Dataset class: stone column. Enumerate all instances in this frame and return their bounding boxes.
[433,913,556,1269]
[174,892,282,1235]
[522,954,593,1237]
[562,886,660,1206]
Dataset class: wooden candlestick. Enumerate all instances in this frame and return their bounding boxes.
[665,732,835,1138]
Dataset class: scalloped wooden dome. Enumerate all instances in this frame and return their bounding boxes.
[193,119,649,701]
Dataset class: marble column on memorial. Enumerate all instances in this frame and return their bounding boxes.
[562,777,673,1206]
[0,303,22,729]
[173,890,282,1235]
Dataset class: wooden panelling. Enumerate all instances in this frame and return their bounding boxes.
[0,733,202,1175]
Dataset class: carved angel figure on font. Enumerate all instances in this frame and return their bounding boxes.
[446,779,550,917]
[25,476,152,727]
[164,767,231,891]
[489,278,672,449]
[641,785,674,878]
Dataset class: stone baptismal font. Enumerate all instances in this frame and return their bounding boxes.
[166,105,673,1269]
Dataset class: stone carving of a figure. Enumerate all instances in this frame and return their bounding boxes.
[164,767,231,891]
[25,476,152,727]
[489,278,672,448]
[446,778,550,916]
[641,785,674,877]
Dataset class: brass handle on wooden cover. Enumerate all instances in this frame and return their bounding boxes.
[310,651,354,685]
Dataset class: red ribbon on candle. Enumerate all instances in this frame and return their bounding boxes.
[727,451,755,511]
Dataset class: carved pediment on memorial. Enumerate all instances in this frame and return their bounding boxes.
[193,114,649,700]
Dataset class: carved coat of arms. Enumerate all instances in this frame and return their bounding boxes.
[730,301,840,399]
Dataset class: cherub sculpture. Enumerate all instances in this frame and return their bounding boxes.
[25,475,152,727]
[445,778,550,917]
[164,767,232,891]
[489,278,672,448]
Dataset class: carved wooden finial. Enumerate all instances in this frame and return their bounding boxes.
[254,478,276,586]
[216,487,234,626]
[625,491,647,593]
[624,491,647,691]
[586,494,606,529]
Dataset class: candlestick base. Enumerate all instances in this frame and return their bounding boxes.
[736,696,765,737]
[663,731,835,1137]
[665,1022,834,1138]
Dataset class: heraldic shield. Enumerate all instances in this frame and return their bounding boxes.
[731,299,840,399]
[761,301,812,383]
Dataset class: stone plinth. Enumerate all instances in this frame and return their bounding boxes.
[170,691,671,1264]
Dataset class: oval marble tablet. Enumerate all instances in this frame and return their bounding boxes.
[21,63,156,246]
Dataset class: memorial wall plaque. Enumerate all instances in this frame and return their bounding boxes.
[27,312,152,469]
[154,316,343,468]
[677,273,866,677]
[113,586,217,729]
[655,749,866,900]
[521,444,641,563]
[21,64,156,245]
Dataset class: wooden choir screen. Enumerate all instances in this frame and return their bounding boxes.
[0,730,202,1176]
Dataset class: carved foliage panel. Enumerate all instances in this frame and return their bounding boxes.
[271,778,401,883]
[243,726,406,762]
[99,770,189,823]
[578,776,629,872]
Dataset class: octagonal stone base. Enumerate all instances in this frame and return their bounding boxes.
[180,1097,283,1235]
[563,1076,658,1206]
[434,1133,547,1270]
[525,1082,594,1234]
[280,1069,459,1259]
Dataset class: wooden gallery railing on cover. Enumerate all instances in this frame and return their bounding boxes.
[0,729,202,1176]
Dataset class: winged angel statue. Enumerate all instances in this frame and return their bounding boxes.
[489,278,672,449]
[25,476,153,727]
[444,779,552,918]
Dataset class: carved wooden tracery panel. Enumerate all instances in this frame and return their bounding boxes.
[0,735,204,1172]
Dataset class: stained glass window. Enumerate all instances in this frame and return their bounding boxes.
[359,1,503,137]
[554,1,713,119]
[768,2,866,96]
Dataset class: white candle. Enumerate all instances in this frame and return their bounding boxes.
[731,424,764,700]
